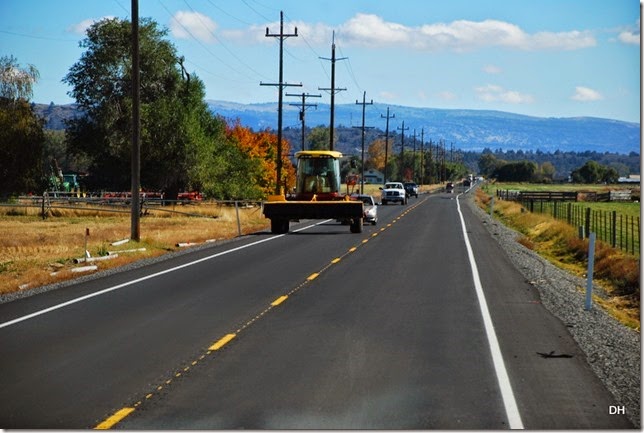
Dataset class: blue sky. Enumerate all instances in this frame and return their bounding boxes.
[1,0,640,122]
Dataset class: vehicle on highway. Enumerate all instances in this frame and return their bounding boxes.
[354,194,378,225]
[379,182,407,205]
[404,182,419,198]
[262,150,364,234]
[446,182,454,193]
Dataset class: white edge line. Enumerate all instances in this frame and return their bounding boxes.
[0,220,331,330]
[456,193,524,429]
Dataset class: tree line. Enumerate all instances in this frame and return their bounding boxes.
[2,17,637,199]
[1,18,295,200]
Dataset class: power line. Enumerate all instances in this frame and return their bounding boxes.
[182,0,269,80]
[397,120,409,180]
[158,0,254,81]
[261,11,301,195]
[286,92,321,151]
[380,107,395,183]
[318,31,347,151]
[353,91,374,194]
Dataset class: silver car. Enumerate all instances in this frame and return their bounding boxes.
[353,194,378,225]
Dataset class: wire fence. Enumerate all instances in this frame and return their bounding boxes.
[495,190,640,255]
[0,192,265,237]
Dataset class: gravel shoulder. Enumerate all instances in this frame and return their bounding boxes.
[465,191,641,428]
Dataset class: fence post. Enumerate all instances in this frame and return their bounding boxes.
[235,201,242,237]
[584,207,591,238]
[585,232,596,311]
[567,202,572,225]
[490,196,494,216]
[610,211,616,248]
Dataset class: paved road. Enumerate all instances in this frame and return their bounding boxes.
[0,191,632,429]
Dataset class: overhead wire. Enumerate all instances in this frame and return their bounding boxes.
[183,0,270,81]
[158,0,256,82]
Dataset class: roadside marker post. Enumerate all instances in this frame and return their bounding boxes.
[585,232,596,311]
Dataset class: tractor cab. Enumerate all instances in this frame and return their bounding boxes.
[294,150,342,201]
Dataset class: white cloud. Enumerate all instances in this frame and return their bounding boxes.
[223,14,596,52]
[170,11,217,44]
[571,86,603,102]
[617,19,640,45]
[483,64,502,74]
[475,84,534,104]
[67,16,115,35]
[340,13,410,47]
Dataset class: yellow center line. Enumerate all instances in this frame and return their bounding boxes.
[271,295,288,306]
[208,333,236,351]
[96,201,423,429]
[95,407,135,430]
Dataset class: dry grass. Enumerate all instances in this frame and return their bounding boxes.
[0,203,269,296]
[476,188,640,330]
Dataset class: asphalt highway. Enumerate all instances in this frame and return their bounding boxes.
[0,191,633,429]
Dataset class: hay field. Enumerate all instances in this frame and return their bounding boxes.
[0,202,268,296]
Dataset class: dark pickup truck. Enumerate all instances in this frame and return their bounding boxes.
[403,182,419,198]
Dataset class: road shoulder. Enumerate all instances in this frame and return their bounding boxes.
[460,190,639,428]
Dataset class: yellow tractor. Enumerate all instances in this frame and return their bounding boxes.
[263,150,364,234]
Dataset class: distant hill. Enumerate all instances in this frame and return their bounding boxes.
[33,100,640,155]
[32,102,83,130]
[207,100,640,155]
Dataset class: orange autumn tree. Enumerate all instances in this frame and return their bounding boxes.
[226,120,296,197]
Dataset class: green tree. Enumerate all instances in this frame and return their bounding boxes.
[493,161,537,182]
[307,126,331,150]
[0,55,39,101]
[478,152,501,177]
[0,56,45,197]
[571,160,604,183]
[64,18,213,197]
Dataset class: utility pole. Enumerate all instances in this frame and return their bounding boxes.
[130,0,140,241]
[412,129,417,182]
[261,11,301,195]
[428,138,433,184]
[380,107,395,183]
[318,31,346,151]
[397,121,409,181]
[353,91,373,194]
[420,128,424,185]
[286,92,321,151]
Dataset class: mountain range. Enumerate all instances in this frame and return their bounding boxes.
[34,100,640,155]
[207,100,640,155]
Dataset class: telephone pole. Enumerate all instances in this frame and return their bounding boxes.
[130,0,140,241]
[397,121,409,180]
[353,91,373,194]
[286,92,321,151]
[318,31,346,151]
[261,11,301,194]
[380,107,395,183]
[412,129,417,182]
[420,128,425,185]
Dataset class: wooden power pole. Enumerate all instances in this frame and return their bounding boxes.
[261,11,301,194]
[130,0,140,241]
[318,32,346,151]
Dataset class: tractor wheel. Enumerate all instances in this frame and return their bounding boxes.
[350,217,363,233]
[270,218,289,234]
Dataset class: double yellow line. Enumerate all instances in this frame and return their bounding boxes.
[95,199,424,429]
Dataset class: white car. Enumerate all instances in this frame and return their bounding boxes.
[355,194,378,225]
[379,182,407,205]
